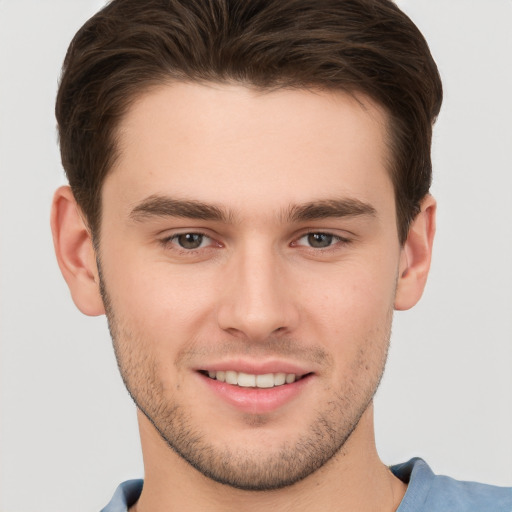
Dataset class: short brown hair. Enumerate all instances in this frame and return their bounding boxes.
[56,0,442,244]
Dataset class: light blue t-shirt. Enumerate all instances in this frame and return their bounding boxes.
[101,458,512,511]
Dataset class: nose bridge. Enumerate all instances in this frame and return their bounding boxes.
[217,238,298,340]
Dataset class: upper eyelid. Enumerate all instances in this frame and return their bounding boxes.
[297,231,336,238]
[165,230,210,238]
[153,226,211,237]
[160,229,214,241]
[295,229,353,241]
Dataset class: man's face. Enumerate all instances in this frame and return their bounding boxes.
[98,83,402,489]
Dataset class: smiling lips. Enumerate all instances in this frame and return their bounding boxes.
[205,370,301,388]
[199,368,312,414]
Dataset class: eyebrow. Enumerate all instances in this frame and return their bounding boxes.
[286,198,376,222]
[130,195,231,222]
[129,195,376,224]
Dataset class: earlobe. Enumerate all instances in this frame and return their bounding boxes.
[50,186,105,316]
[394,195,436,311]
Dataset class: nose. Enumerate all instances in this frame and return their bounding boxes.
[216,244,299,342]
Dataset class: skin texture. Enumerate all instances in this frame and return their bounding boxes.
[51,83,435,511]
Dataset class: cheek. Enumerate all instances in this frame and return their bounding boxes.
[102,251,218,343]
[301,259,396,366]
[307,259,397,322]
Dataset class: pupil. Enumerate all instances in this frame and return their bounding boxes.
[178,233,203,249]
[308,233,333,248]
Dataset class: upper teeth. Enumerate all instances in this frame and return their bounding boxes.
[207,371,297,388]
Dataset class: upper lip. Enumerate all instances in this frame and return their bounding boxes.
[196,359,313,377]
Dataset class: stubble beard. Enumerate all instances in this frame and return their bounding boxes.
[99,270,392,491]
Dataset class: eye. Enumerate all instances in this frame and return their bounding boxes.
[295,232,348,249]
[168,233,212,250]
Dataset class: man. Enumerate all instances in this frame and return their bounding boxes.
[50,0,512,510]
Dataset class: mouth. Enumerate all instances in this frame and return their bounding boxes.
[199,370,311,388]
[197,367,314,414]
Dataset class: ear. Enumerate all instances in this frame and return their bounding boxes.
[50,186,105,316]
[394,195,436,311]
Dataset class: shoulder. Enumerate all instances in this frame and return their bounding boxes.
[100,479,143,512]
[391,458,512,512]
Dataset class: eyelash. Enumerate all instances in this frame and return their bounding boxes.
[293,231,352,250]
[160,231,217,252]
[159,230,352,253]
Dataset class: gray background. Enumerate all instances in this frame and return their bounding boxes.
[1,1,511,510]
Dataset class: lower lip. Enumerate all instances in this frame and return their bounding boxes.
[199,373,312,414]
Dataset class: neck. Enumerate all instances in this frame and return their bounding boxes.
[131,404,406,512]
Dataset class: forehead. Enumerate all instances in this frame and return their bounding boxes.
[106,82,394,220]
